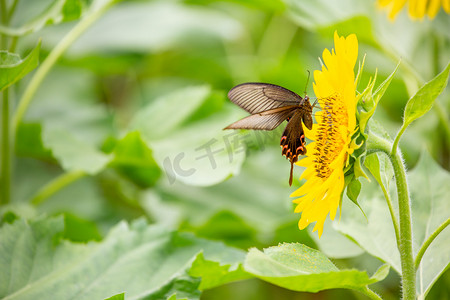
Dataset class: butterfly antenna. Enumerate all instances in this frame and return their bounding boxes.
[312,98,319,108]
[304,70,311,99]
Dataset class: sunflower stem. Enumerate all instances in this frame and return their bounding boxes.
[367,133,416,300]
[391,122,409,157]
[390,150,416,300]
[415,217,450,271]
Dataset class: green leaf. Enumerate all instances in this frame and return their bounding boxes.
[346,178,361,203]
[244,243,388,293]
[368,119,392,142]
[310,220,364,259]
[25,68,115,173]
[334,182,401,273]
[343,170,366,221]
[364,152,394,195]
[403,62,450,127]
[373,61,401,106]
[129,84,248,186]
[147,107,246,186]
[353,154,370,181]
[62,213,101,242]
[409,151,450,298]
[145,271,201,300]
[151,148,295,236]
[42,127,111,174]
[131,85,211,141]
[0,0,84,36]
[110,131,161,188]
[15,123,53,161]
[0,216,246,300]
[189,252,250,290]
[104,293,124,300]
[336,150,450,297]
[0,44,40,91]
[182,91,226,125]
[187,210,258,249]
[371,264,391,282]
[62,0,84,22]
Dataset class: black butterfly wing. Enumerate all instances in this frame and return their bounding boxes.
[228,83,303,114]
[224,106,297,131]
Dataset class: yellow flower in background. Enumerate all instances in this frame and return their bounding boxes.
[378,0,450,20]
[291,32,358,237]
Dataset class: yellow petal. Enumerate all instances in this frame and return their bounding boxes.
[427,0,441,17]
[443,0,450,12]
[389,0,408,19]
[378,0,393,7]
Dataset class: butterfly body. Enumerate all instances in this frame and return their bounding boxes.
[224,83,313,186]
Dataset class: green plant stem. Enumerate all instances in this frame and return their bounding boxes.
[9,35,17,52]
[378,179,400,249]
[360,287,383,300]
[12,3,113,134]
[0,0,6,23]
[367,133,416,300]
[1,89,11,204]
[1,0,7,48]
[7,0,19,22]
[390,150,416,300]
[31,170,86,205]
[415,217,450,270]
[391,124,407,157]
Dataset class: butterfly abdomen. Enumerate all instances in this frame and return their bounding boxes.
[280,110,308,185]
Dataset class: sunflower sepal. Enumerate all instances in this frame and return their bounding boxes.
[354,54,366,92]
[347,143,371,182]
[343,172,368,220]
[358,62,400,137]
[354,153,370,181]
[359,71,377,111]
[357,75,377,138]
[346,133,371,182]
[344,126,370,178]
[349,129,365,151]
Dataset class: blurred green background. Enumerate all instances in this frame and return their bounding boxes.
[3,0,450,298]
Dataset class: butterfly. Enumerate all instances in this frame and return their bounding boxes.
[224,82,314,186]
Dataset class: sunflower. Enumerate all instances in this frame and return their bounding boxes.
[291,32,359,237]
[378,0,450,20]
